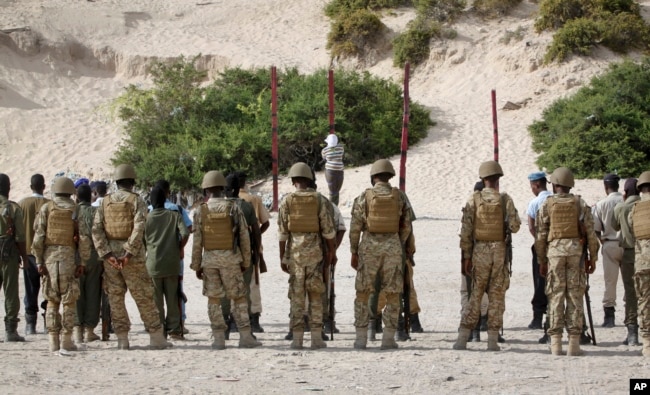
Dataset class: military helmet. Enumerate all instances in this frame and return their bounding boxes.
[637,171,650,189]
[549,167,575,188]
[288,162,314,180]
[114,164,137,181]
[370,159,395,177]
[52,177,75,195]
[478,160,504,179]
[201,171,227,189]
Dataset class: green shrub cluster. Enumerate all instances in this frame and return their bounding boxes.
[111,58,434,191]
[536,0,650,63]
[413,0,466,22]
[327,9,385,58]
[325,0,407,17]
[393,17,441,67]
[472,0,523,17]
[528,58,650,178]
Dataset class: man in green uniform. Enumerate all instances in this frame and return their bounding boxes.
[454,161,520,351]
[350,159,415,350]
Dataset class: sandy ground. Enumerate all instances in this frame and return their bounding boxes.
[1,0,649,393]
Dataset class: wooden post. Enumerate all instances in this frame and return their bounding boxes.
[271,66,279,211]
[399,63,410,192]
[492,89,499,162]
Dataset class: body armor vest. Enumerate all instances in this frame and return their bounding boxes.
[103,193,136,240]
[632,200,650,240]
[287,193,320,233]
[473,192,504,241]
[45,202,75,247]
[548,196,580,240]
[201,203,234,250]
[365,188,400,233]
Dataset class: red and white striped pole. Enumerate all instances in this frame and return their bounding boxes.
[399,63,410,192]
[328,69,335,134]
[491,89,499,162]
[271,66,279,211]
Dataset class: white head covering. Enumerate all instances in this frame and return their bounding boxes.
[324,134,338,148]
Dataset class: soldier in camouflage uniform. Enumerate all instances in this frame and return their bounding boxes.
[350,159,415,350]
[535,167,599,356]
[191,170,261,350]
[91,164,171,350]
[0,174,29,342]
[629,171,650,357]
[454,161,520,352]
[278,162,336,350]
[32,177,88,352]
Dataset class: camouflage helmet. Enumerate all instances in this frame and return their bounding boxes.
[52,177,75,195]
[288,162,314,180]
[549,167,575,188]
[370,159,395,177]
[637,171,650,190]
[478,160,504,179]
[114,164,137,181]
[201,171,227,189]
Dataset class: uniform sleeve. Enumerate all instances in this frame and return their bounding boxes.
[31,204,47,264]
[319,195,336,240]
[592,204,604,233]
[582,200,601,261]
[237,208,251,268]
[255,196,270,224]
[190,209,203,271]
[459,197,474,259]
[123,196,146,257]
[399,192,413,245]
[10,203,26,243]
[349,194,364,254]
[506,194,521,234]
[534,200,550,265]
[92,200,110,258]
[77,207,92,264]
[177,212,190,240]
[277,197,290,242]
[612,204,622,232]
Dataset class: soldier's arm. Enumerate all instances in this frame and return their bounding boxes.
[398,192,414,245]
[12,204,29,265]
[506,194,521,233]
[319,195,336,241]
[459,199,474,259]
[31,205,47,264]
[612,205,622,232]
[583,200,601,261]
[123,197,146,258]
[190,209,203,271]
[92,202,112,258]
[349,196,363,254]
[177,212,190,249]
[238,209,251,268]
[77,208,92,263]
[534,202,550,265]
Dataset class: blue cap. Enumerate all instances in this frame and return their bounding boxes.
[74,178,89,188]
[528,171,546,182]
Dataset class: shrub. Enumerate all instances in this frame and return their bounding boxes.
[325,0,407,17]
[327,9,385,59]
[529,58,650,178]
[599,11,650,52]
[393,17,440,67]
[413,0,466,22]
[111,59,434,191]
[534,0,586,32]
[473,0,523,17]
[543,17,602,63]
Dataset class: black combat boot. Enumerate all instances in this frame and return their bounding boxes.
[396,314,410,341]
[284,328,293,340]
[303,315,310,332]
[469,320,480,342]
[410,314,424,333]
[229,314,239,333]
[25,313,37,335]
[528,312,543,330]
[498,333,506,343]
[480,315,488,331]
[602,307,615,328]
[623,324,640,346]
[375,314,383,334]
[323,319,340,334]
[5,320,25,342]
[580,330,592,345]
[538,315,550,344]
[250,313,264,333]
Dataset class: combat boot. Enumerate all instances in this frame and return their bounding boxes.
[290,331,304,349]
[354,327,367,349]
[375,314,383,333]
[25,313,37,335]
[396,314,410,341]
[303,315,311,332]
[410,314,424,333]
[528,312,543,330]
[580,330,592,345]
[211,330,225,350]
[239,329,262,348]
[323,319,339,334]
[642,337,650,357]
[453,328,471,350]
[381,328,398,350]
[4,321,25,342]
[469,320,481,342]
[116,331,129,350]
[61,332,78,351]
[487,331,500,351]
[480,315,488,331]
[85,327,100,342]
[310,329,327,350]
[74,326,84,344]
[149,328,173,349]
[550,334,563,355]
[567,334,583,356]
[228,314,239,333]
[368,319,377,341]
[602,307,615,328]
[284,329,293,340]
[250,313,264,333]
[49,332,60,352]
[623,324,640,346]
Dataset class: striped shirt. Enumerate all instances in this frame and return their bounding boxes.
[321,144,344,171]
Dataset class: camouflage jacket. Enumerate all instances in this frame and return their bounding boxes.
[77,201,97,263]
[629,193,650,272]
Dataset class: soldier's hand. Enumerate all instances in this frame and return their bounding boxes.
[281,263,289,274]
[74,265,86,278]
[37,264,48,276]
[240,265,246,273]
[120,252,133,268]
[462,258,472,276]
[196,268,204,280]
[351,253,359,271]
[585,260,596,274]
[106,254,122,270]
[539,263,548,278]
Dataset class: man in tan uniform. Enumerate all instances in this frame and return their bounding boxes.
[92,164,170,350]
[454,161,520,352]
[191,170,261,350]
[536,167,600,356]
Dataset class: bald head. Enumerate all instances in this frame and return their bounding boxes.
[0,174,10,197]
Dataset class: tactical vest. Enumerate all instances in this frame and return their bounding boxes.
[45,202,76,247]
[632,200,650,240]
[365,188,400,233]
[473,192,504,241]
[201,202,234,250]
[287,193,320,233]
[548,196,580,240]
[103,193,136,240]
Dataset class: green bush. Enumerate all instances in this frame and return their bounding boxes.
[529,58,650,178]
[111,59,434,191]
[393,17,440,67]
[599,11,650,52]
[327,9,385,59]
[325,0,407,17]
[473,0,523,17]
[543,17,602,63]
[534,0,585,32]
[413,0,466,22]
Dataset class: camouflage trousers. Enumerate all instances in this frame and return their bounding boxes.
[202,266,249,331]
[103,260,161,334]
[354,249,403,330]
[370,261,421,318]
[460,242,509,331]
[545,254,585,336]
[288,261,325,331]
[41,260,79,334]
[635,270,650,340]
